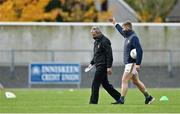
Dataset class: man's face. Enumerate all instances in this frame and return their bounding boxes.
[91,31,99,39]
[90,27,101,39]
[122,25,130,31]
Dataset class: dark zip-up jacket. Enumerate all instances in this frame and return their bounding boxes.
[90,35,113,68]
[115,24,143,65]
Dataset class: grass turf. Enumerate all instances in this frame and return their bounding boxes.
[0,88,180,113]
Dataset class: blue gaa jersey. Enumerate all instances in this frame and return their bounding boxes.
[115,24,143,65]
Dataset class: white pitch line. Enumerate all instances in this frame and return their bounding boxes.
[0,112,180,114]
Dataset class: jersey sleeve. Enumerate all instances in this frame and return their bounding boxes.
[132,37,143,65]
[115,24,126,37]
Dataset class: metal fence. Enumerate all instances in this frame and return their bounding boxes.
[1,49,180,88]
[0,49,179,72]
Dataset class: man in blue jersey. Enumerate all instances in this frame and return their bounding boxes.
[109,17,155,104]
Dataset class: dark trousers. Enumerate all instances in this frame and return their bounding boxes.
[89,65,121,104]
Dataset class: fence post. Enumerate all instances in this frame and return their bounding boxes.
[168,50,173,78]
[10,49,15,78]
[51,50,55,62]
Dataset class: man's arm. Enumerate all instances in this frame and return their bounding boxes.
[90,57,94,65]
[132,37,143,65]
[102,40,113,68]
[85,56,94,73]
[115,24,126,37]
[90,44,95,65]
[85,58,94,72]
[108,17,125,37]
[102,40,113,75]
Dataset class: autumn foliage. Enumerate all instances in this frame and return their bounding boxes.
[0,0,111,22]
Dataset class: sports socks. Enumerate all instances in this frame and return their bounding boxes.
[144,92,150,98]
[120,96,125,102]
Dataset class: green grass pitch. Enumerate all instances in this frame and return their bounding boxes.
[0,88,180,113]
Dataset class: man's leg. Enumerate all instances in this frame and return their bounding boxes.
[112,72,133,104]
[90,80,101,104]
[101,74,121,101]
[112,63,135,104]
[120,72,133,103]
[131,73,147,94]
[131,73,155,104]
[89,67,104,104]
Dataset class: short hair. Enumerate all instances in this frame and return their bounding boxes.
[122,21,132,29]
[90,26,101,34]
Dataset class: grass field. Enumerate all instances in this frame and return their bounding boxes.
[0,88,180,113]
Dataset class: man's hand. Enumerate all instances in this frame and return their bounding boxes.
[84,64,94,72]
[135,65,141,71]
[107,67,112,75]
[108,17,116,25]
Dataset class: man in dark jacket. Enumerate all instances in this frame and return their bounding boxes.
[109,17,154,104]
[88,26,121,104]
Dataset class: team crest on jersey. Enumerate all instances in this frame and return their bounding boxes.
[98,44,100,48]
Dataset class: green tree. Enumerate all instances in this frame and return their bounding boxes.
[0,0,111,22]
[125,0,177,22]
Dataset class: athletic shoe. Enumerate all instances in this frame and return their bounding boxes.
[89,102,97,104]
[111,99,124,104]
[145,96,155,104]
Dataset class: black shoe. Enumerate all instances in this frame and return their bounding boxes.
[111,99,124,104]
[89,102,97,104]
[145,96,155,104]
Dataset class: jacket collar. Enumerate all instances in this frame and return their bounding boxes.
[125,30,135,38]
[94,34,103,42]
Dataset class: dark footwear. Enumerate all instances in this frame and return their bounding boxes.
[145,96,155,104]
[89,102,97,104]
[111,99,124,104]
